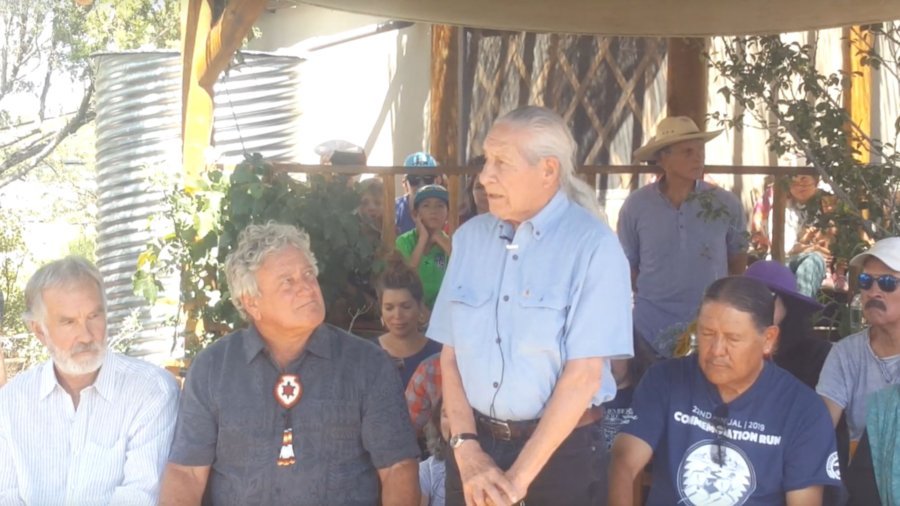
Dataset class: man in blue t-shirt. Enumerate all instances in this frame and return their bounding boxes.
[609,276,841,506]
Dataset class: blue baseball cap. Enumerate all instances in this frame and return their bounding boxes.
[414,184,449,208]
[404,152,438,167]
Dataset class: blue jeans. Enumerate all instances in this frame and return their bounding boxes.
[445,425,597,506]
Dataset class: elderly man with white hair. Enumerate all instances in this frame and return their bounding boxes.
[430,106,633,506]
[0,256,179,505]
[160,222,420,506]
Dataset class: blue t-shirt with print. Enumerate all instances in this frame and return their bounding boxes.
[621,355,841,506]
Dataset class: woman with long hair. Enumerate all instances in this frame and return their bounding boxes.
[376,254,442,388]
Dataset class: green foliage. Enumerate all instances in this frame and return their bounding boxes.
[708,29,900,260]
[0,0,180,183]
[135,154,378,354]
[0,214,28,337]
[708,27,900,335]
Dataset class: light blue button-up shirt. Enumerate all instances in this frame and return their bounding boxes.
[617,180,747,356]
[429,191,633,421]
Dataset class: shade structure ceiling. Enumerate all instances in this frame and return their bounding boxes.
[289,0,899,36]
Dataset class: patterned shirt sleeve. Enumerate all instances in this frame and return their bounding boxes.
[404,355,443,434]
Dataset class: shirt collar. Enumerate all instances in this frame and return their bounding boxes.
[655,176,703,195]
[242,324,334,364]
[90,352,116,402]
[38,360,58,400]
[499,190,569,241]
[38,351,114,402]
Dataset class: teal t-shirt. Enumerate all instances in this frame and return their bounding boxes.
[395,230,449,309]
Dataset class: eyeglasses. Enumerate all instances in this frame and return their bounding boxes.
[711,404,729,466]
[406,175,435,186]
[858,272,899,293]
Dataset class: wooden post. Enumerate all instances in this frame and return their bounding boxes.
[772,179,787,263]
[382,175,397,251]
[447,174,461,233]
[430,25,462,233]
[181,0,215,191]
[181,0,268,189]
[666,37,709,127]
[844,26,874,165]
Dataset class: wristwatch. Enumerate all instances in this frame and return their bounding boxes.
[449,432,478,449]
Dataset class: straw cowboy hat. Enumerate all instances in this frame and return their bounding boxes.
[633,116,723,163]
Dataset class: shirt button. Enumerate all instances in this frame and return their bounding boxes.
[493,382,499,388]
[512,254,519,260]
[496,337,501,344]
[503,295,509,302]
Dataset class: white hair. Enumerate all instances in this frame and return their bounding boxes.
[225,222,319,320]
[23,256,106,328]
[493,106,604,220]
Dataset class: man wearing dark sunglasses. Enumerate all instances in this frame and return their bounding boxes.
[818,237,900,447]
[395,152,440,235]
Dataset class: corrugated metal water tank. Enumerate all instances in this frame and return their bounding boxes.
[93,51,301,362]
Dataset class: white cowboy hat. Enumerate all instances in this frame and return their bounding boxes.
[632,116,723,163]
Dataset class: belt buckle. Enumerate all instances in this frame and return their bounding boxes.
[494,420,512,440]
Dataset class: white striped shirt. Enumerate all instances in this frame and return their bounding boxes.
[0,352,179,506]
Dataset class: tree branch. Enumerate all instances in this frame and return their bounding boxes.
[0,85,94,187]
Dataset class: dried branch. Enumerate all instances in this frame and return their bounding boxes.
[0,85,94,187]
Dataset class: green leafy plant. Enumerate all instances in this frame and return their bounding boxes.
[135,154,379,354]
[708,26,900,334]
[709,30,900,251]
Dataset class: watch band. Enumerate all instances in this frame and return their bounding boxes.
[450,432,478,448]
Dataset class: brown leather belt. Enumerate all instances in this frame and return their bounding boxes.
[475,406,604,441]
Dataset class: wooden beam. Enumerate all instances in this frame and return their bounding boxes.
[771,178,787,263]
[844,25,874,164]
[181,0,215,190]
[430,25,461,166]
[382,174,397,251]
[182,0,268,190]
[666,37,709,127]
[198,0,270,90]
[430,25,463,234]
[259,163,816,177]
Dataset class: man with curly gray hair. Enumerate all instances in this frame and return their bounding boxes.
[161,222,420,506]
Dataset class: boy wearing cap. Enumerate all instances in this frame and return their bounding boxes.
[396,152,440,235]
[396,184,451,309]
[817,237,900,444]
[618,116,748,358]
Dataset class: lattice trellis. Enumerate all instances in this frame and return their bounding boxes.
[463,30,666,189]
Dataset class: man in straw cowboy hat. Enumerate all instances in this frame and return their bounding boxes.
[618,116,748,358]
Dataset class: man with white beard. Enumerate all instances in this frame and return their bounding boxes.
[0,256,179,505]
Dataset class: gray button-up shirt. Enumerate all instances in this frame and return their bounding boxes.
[169,324,419,506]
[617,180,747,356]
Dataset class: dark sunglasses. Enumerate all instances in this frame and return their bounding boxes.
[858,272,899,293]
[406,175,435,186]
[711,404,729,466]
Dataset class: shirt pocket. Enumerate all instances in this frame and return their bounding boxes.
[517,286,569,353]
[446,284,494,348]
[80,439,126,496]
